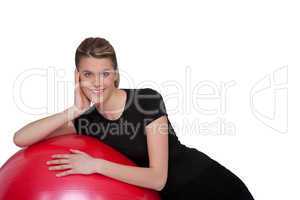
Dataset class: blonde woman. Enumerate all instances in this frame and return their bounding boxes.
[13,37,255,200]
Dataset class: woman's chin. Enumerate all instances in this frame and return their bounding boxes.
[91,95,104,104]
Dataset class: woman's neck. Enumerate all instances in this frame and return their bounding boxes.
[95,88,125,115]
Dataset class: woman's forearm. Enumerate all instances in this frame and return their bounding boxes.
[13,106,80,147]
[93,158,165,191]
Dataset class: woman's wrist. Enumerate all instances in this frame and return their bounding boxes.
[65,105,83,120]
[92,158,105,174]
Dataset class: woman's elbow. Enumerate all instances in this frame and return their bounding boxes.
[155,174,168,191]
[13,133,28,148]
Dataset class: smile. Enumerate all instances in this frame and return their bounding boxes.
[91,89,105,95]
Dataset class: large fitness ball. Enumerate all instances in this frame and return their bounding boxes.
[0,134,161,200]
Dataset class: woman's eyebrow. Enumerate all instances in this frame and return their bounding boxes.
[81,68,113,73]
[82,70,92,73]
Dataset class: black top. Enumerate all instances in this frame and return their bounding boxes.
[72,88,215,194]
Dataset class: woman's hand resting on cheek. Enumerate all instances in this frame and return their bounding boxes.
[74,69,91,116]
[46,149,98,177]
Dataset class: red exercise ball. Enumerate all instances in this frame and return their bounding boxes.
[0,134,161,200]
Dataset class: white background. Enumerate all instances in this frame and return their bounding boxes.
[0,0,299,199]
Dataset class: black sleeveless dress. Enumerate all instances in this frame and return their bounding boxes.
[72,88,255,200]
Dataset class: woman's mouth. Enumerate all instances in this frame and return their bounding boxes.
[91,89,105,95]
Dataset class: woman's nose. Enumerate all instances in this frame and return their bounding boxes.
[93,75,104,87]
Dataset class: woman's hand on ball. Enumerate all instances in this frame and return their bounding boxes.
[46,149,98,177]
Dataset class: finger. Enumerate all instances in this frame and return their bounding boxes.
[74,73,79,101]
[51,154,72,159]
[74,69,78,88]
[75,68,79,80]
[76,69,80,82]
[46,159,70,165]
[70,149,87,155]
[48,164,72,171]
[56,169,74,177]
[75,70,80,88]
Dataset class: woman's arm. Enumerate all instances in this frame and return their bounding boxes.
[13,69,91,148]
[13,106,80,148]
[94,159,165,191]
[94,115,169,191]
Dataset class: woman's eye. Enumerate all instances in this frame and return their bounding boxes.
[102,72,110,77]
[84,73,91,77]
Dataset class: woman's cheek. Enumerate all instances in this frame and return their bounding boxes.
[81,88,94,102]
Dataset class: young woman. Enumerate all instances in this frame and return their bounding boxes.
[13,37,255,200]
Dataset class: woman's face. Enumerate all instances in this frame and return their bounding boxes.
[77,56,117,104]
